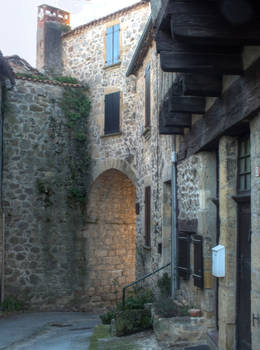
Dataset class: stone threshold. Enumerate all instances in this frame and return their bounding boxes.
[207,330,219,350]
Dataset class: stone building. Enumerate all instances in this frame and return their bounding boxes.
[0,1,174,310]
[1,0,260,349]
[151,1,260,349]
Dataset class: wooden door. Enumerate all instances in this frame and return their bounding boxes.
[237,200,251,350]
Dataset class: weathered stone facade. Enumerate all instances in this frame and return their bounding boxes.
[2,78,89,309]
[62,2,173,281]
[250,112,260,350]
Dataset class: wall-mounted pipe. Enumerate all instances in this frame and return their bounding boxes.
[171,137,178,298]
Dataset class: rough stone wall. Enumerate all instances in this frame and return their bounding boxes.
[250,113,260,350]
[176,151,217,326]
[177,155,200,222]
[83,169,136,308]
[132,42,173,278]
[2,79,87,309]
[62,4,173,279]
[218,136,238,350]
[0,84,2,294]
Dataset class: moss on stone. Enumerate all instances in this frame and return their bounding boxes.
[89,325,111,350]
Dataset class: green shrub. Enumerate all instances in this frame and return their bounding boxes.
[99,288,153,325]
[115,309,152,336]
[153,296,189,318]
[157,272,171,296]
[1,296,25,312]
[124,287,153,310]
[100,310,115,325]
[55,76,79,84]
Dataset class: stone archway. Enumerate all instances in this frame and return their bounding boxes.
[84,168,136,308]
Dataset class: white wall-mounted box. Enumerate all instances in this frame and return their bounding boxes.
[212,245,225,277]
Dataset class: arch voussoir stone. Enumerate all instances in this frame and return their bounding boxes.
[90,158,136,186]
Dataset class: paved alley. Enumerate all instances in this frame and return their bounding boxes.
[0,312,100,350]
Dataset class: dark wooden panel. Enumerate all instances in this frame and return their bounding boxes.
[145,186,151,247]
[169,0,260,46]
[178,219,198,233]
[156,30,242,54]
[159,124,184,135]
[183,73,222,97]
[165,112,192,128]
[104,91,120,134]
[169,96,205,114]
[177,232,190,280]
[193,235,203,289]
[180,57,260,157]
[160,51,243,75]
[219,0,254,25]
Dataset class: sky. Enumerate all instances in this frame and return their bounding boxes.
[0,0,139,67]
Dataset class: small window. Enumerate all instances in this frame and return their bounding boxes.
[238,136,251,192]
[106,24,120,66]
[104,92,120,135]
[144,186,151,247]
[145,64,151,127]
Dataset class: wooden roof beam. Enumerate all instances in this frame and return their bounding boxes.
[169,96,205,114]
[169,0,260,46]
[182,73,222,97]
[160,51,243,75]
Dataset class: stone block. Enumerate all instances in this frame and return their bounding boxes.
[153,316,207,347]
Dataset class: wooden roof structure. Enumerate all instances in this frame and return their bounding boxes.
[153,0,260,158]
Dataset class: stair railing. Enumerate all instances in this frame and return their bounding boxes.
[122,262,170,308]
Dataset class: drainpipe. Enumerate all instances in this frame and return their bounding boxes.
[0,84,5,303]
[171,137,178,298]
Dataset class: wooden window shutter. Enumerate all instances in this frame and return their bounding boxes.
[145,186,151,247]
[106,24,120,66]
[145,64,151,127]
[193,235,204,289]
[177,232,190,280]
[113,24,120,63]
[104,92,120,134]
[106,26,113,66]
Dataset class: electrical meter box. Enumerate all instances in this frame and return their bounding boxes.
[212,245,225,277]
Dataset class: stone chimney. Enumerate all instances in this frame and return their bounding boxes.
[36,4,70,76]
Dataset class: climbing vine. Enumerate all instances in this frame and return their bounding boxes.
[60,84,91,207]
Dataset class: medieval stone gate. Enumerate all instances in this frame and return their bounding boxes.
[83,168,136,307]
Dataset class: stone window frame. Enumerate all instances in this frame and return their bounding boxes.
[103,19,122,69]
[102,87,122,137]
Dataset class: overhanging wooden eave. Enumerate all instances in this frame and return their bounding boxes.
[178,57,260,158]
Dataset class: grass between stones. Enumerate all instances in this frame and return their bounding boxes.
[89,324,142,350]
[89,325,111,350]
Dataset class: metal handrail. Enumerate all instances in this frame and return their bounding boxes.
[122,262,170,308]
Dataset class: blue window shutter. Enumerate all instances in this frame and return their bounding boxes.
[145,64,151,127]
[113,24,120,63]
[106,26,113,66]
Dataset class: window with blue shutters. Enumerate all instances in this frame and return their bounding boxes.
[104,91,120,135]
[145,64,151,127]
[106,24,120,66]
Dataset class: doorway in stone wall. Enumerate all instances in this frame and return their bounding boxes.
[83,169,136,308]
[236,135,251,350]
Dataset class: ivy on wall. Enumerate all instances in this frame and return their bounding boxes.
[60,84,91,207]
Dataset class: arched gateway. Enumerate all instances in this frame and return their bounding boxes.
[83,168,136,308]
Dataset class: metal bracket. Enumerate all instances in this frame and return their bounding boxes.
[253,313,260,327]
